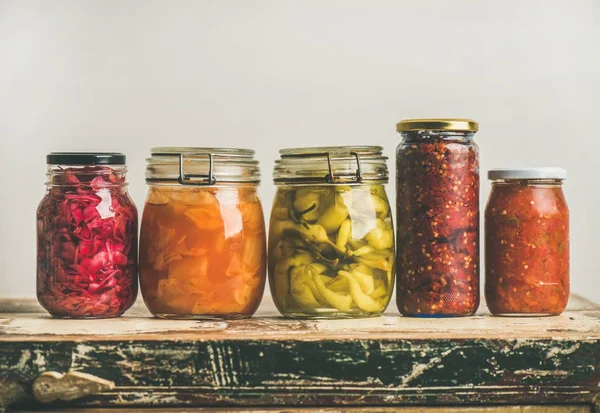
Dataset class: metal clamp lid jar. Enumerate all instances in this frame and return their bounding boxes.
[269,146,395,319]
[140,147,266,319]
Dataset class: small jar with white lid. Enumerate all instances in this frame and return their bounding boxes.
[485,168,569,316]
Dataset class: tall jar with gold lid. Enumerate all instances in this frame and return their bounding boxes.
[395,119,480,317]
[139,148,266,319]
[269,146,395,318]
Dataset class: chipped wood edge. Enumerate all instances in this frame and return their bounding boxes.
[10,406,597,412]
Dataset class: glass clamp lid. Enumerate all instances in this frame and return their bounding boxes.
[146,147,260,186]
[274,146,388,184]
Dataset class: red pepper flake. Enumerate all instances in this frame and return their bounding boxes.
[485,181,569,315]
[36,166,138,318]
[396,135,479,316]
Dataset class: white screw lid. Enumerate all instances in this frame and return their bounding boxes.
[488,167,567,180]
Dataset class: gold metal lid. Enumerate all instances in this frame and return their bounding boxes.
[396,118,479,133]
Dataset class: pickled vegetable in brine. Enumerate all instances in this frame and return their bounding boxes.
[37,166,138,318]
[139,186,266,318]
[268,184,395,318]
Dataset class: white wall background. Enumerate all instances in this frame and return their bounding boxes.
[1,0,598,303]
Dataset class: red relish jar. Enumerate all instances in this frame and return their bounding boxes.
[36,153,138,318]
[485,168,569,316]
[395,119,480,317]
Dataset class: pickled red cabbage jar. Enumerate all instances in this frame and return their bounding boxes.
[269,146,395,318]
[485,168,569,316]
[139,148,266,319]
[395,119,480,317]
[36,153,138,318]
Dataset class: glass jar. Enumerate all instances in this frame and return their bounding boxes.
[139,148,266,319]
[395,119,480,317]
[269,146,395,318]
[485,168,569,316]
[36,153,138,318]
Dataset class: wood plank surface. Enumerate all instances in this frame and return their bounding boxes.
[0,295,598,412]
[0,295,598,341]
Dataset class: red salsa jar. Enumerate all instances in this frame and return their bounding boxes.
[485,168,569,316]
[395,119,480,317]
[36,153,138,318]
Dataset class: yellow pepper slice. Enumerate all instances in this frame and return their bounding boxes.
[352,245,377,257]
[336,219,352,253]
[349,263,374,276]
[290,266,321,309]
[317,194,349,234]
[351,270,375,295]
[338,270,384,312]
[293,188,321,221]
[326,276,349,293]
[273,252,313,305]
[386,253,395,287]
[370,193,390,218]
[309,266,352,311]
[361,249,393,261]
[371,282,388,300]
[291,265,329,307]
[290,288,320,309]
[365,219,394,250]
[354,256,392,271]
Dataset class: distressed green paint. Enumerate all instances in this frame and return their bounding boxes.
[0,338,598,411]
[0,297,598,412]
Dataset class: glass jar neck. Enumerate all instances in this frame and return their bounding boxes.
[46,164,127,187]
[273,146,388,184]
[401,130,475,143]
[146,148,260,186]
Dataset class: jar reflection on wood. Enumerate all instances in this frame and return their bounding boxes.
[269,147,395,318]
[139,148,267,319]
[485,168,569,316]
[395,119,480,317]
[36,153,138,318]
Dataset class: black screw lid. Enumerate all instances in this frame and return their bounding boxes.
[46,152,126,165]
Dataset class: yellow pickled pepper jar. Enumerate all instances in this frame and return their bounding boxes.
[268,146,395,318]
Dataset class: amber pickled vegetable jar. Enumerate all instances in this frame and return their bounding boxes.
[269,146,395,318]
[485,168,569,316]
[37,153,138,318]
[395,119,480,317]
[139,148,266,319]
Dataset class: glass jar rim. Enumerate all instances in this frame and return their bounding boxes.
[146,147,260,186]
[274,146,388,184]
[45,164,128,187]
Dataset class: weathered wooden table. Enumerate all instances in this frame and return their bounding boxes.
[0,295,598,413]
